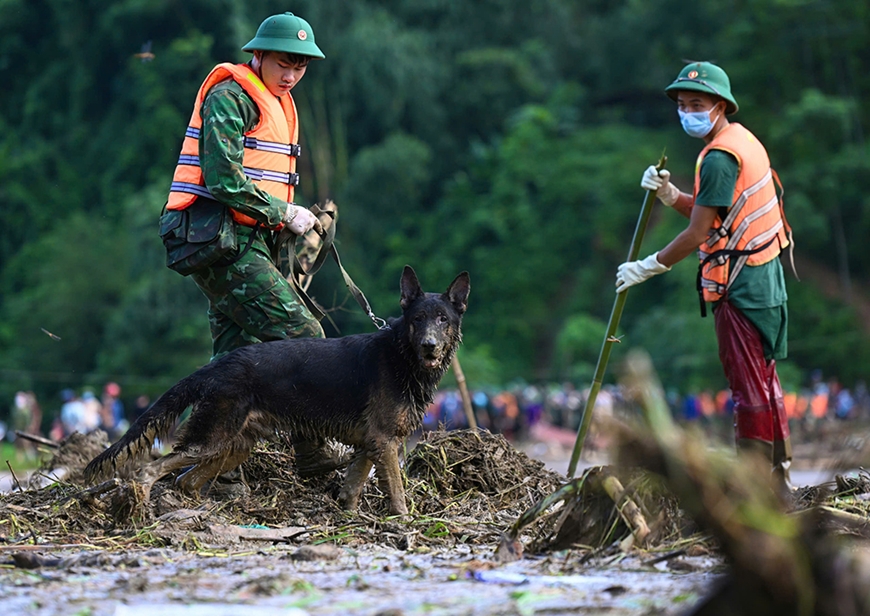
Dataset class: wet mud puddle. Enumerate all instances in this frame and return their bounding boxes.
[0,543,719,615]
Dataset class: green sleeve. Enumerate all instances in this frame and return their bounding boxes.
[199,81,288,227]
[694,149,738,208]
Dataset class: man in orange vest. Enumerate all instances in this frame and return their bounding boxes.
[165,13,342,479]
[166,12,325,359]
[615,62,794,492]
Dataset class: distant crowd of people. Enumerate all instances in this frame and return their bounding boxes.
[6,390,43,460]
[2,384,153,458]
[53,382,129,441]
[671,374,870,426]
[4,371,867,457]
[424,382,616,441]
[424,371,870,444]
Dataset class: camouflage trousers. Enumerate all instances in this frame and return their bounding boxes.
[191,229,323,360]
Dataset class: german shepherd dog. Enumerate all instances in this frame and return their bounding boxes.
[84,266,470,515]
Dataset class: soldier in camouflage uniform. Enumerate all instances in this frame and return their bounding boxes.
[166,13,342,478]
[166,13,328,359]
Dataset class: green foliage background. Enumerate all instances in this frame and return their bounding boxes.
[1,0,869,418]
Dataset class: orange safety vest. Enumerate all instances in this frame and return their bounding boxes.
[694,123,791,312]
[166,62,300,228]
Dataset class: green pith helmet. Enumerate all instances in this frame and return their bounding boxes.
[665,62,738,114]
[242,12,325,59]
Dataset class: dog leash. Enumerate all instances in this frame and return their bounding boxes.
[271,206,388,331]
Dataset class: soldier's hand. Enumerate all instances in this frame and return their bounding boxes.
[640,165,680,207]
[616,252,671,293]
[640,165,666,191]
[284,205,320,235]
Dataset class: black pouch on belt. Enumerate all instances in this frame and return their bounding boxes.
[158,197,237,276]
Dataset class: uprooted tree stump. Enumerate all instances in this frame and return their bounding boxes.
[496,464,689,562]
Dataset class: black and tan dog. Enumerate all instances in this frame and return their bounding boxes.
[84,266,470,515]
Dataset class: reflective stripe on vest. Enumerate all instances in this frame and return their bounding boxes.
[166,63,300,229]
[176,154,299,186]
[183,126,303,157]
[693,123,790,306]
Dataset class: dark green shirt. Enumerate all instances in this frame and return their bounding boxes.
[199,77,287,229]
[696,149,788,359]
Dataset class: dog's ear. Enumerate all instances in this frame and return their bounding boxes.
[400,265,424,310]
[445,271,470,315]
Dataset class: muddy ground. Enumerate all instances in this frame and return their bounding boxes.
[1,541,718,615]
[2,425,868,615]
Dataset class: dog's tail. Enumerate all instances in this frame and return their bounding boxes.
[84,372,200,483]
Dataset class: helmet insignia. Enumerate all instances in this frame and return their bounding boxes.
[297,29,308,40]
[687,70,699,79]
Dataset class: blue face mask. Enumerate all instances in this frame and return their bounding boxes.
[678,108,720,138]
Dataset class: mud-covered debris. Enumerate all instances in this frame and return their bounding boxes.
[155,508,207,528]
[534,468,672,552]
[7,549,142,570]
[10,552,62,569]
[405,428,564,504]
[0,429,569,551]
[834,472,870,496]
[28,430,110,488]
[288,544,342,561]
[3,418,866,573]
[234,571,305,597]
[209,524,307,543]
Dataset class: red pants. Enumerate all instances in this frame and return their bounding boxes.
[714,301,791,461]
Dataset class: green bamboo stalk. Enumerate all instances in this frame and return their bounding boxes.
[566,152,667,478]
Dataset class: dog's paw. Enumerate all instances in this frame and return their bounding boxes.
[388,501,409,516]
[337,493,360,511]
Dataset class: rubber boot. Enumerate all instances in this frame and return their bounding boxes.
[738,438,795,496]
[769,391,795,496]
[737,437,774,463]
[772,459,795,496]
[772,438,795,495]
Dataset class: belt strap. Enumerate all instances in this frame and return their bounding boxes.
[771,168,799,282]
[696,236,776,318]
[224,222,261,267]
[271,206,387,330]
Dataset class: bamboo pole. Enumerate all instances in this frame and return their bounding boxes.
[566,152,667,478]
[452,354,477,429]
[600,473,650,547]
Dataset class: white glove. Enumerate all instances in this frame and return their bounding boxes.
[284,205,322,235]
[640,166,680,207]
[616,252,671,293]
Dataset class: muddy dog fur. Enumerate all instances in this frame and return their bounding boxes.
[84,266,470,514]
